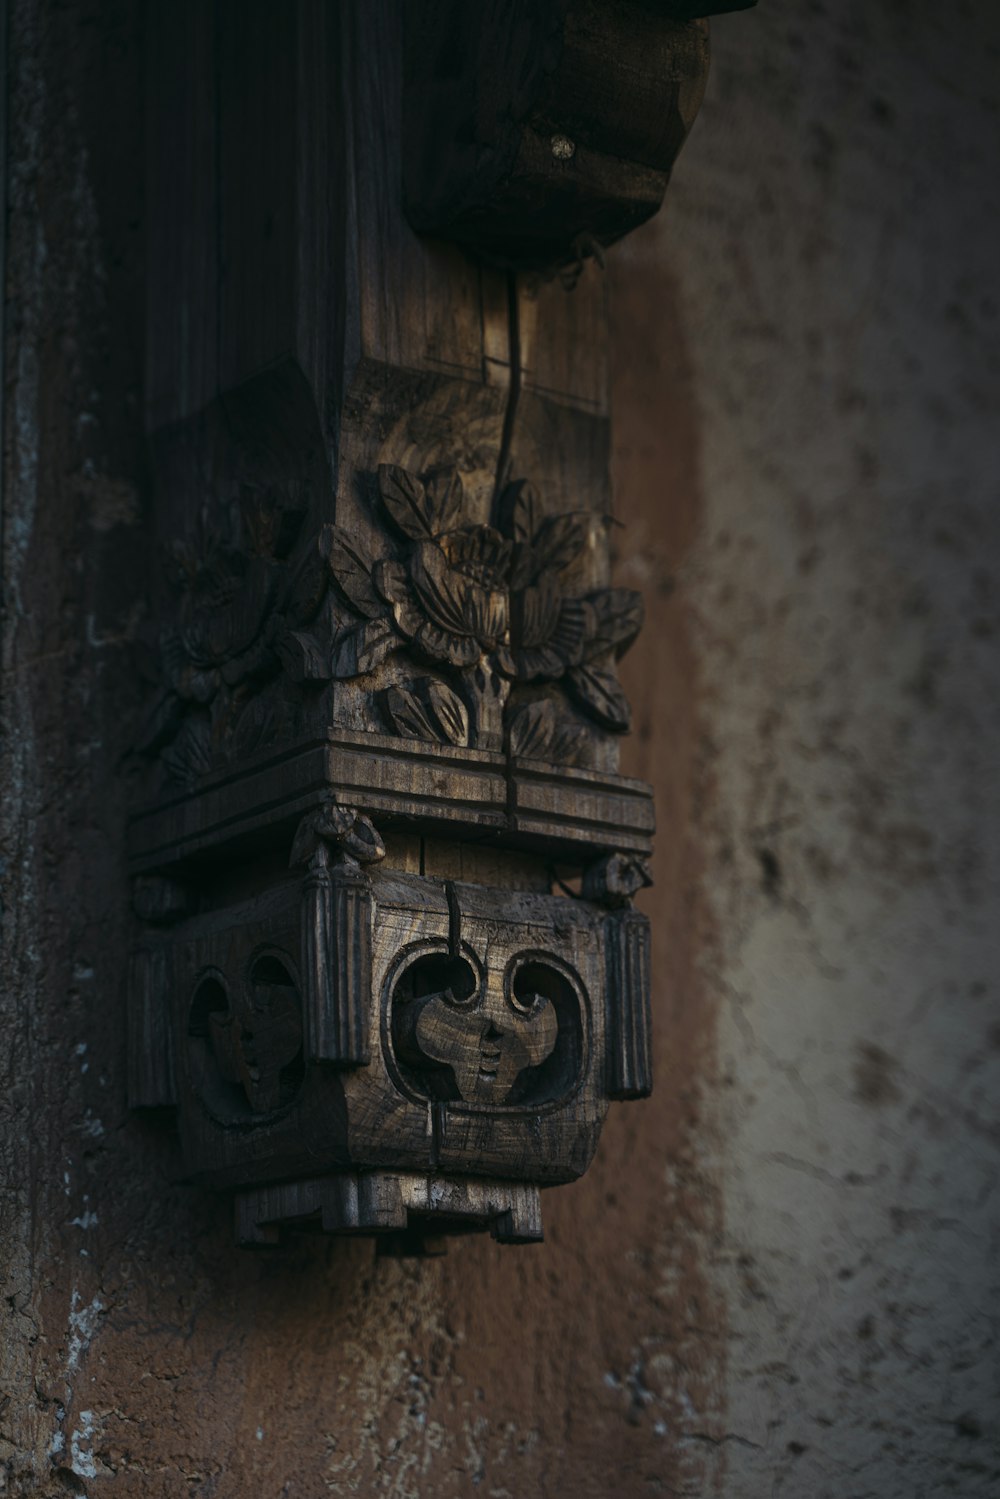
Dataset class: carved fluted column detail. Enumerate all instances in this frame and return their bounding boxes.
[605,908,653,1100]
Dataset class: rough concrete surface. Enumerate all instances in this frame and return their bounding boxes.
[2,1,998,1496]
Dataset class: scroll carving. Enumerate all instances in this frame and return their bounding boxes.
[389,948,581,1107]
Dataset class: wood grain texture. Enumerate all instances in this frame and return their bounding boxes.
[402,0,714,268]
[133,0,658,1245]
[604,907,653,1099]
[234,1171,544,1247]
[127,946,176,1108]
[326,861,375,1066]
[144,0,217,430]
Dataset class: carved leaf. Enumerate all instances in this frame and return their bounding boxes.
[173,663,219,705]
[289,820,324,870]
[340,813,386,864]
[321,525,383,618]
[315,803,361,840]
[241,484,305,559]
[531,514,588,575]
[231,697,279,760]
[422,466,464,535]
[585,588,644,660]
[513,576,561,648]
[277,630,331,682]
[290,806,349,868]
[330,618,399,678]
[566,664,631,732]
[501,479,542,544]
[379,467,440,545]
[507,547,532,593]
[373,558,408,605]
[382,685,438,742]
[282,535,329,624]
[508,700,555,760]
[290,804,386,867]
[494,645,518,679]
[416,619,480,666]
[409,539,471,635]
[162,714,213,782]
[508,699,589,764]
[440,525,512,589]
[134,689,184,757]
[219,629,277,687]
[425,680,470,746]
[549,595,594,669]
[582,852,653,906]
[551,720,589,766]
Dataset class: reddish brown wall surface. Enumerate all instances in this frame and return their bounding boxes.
[3,2,998,1496]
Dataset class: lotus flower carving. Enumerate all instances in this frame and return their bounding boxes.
[143,460,645,783]
[374,526,512,667]
[321,463,644,755]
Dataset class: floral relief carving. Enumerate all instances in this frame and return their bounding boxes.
[136,485,327,784]
[142,463,643,782]
[322,462,644,755]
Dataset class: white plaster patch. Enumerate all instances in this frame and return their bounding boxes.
[66,1290,105,1372]
[624,3,1000,1489]
[69,1409,98,1479]
[79,1110,104,1139]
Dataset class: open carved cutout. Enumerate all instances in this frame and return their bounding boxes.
[389,946,584,1108]
[188,954,304,1122]
[504,959,585,1107]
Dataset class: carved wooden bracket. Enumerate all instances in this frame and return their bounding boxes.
[128,0,749,1251]
[403,0,755,269]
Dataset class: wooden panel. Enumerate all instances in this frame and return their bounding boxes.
[217,0,302,394]
[517,260,609,415]
[127,945,176,1107]
[422,841,551,891]
[144,0,217,430]
[345,0,509,383]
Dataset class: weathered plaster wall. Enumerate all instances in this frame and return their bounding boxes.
[1,2,997,1497]
[612,1,1000,1492]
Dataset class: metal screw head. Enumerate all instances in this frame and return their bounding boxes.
[550,134,575,161]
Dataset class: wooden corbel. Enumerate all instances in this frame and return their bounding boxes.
[128,0,753,1250]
